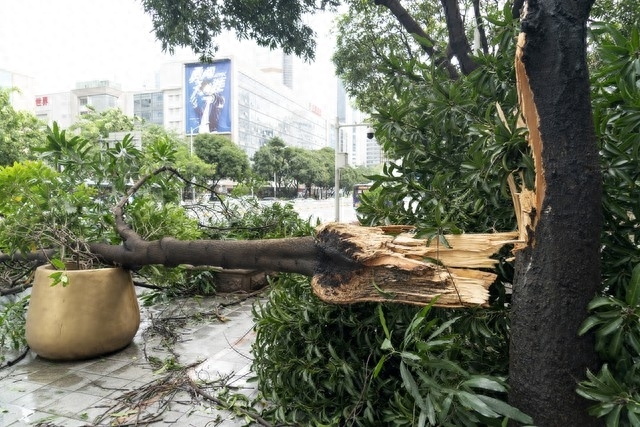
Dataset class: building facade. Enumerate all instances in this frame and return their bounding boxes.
[7,32,384,167]
[32,80,132,128]
[138,58,331,158]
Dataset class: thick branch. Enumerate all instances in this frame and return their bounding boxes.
[89,237,319,276]
[374,0,459,79]
[0,249,56,264]
[472,0,489,55]
[440,0,480,75]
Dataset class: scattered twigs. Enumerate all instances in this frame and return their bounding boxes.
[93,295,270,426]
[92,368,194,426]
[187,376,273,427]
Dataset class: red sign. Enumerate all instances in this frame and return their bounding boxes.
[309,103,322,116]
[35,96,49,107]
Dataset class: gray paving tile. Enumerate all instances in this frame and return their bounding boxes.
[41,390,103,421]
[11,385,69,410]
[108,361,155,381]
[0,295,264,426]
[77,356,137,376]
[0,376,46,403]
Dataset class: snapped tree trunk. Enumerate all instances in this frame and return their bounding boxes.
[509,0,602,425]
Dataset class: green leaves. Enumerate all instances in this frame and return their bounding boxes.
[577,365,640,426]
[579,264,640,361]
[0,295,29,360]
[625,264,640,307]
[578,264,640,426]
[373,304,530,426]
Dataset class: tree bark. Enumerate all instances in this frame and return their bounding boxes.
[509,0,602,425]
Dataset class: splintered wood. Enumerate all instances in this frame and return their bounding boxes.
[312,223,518,308]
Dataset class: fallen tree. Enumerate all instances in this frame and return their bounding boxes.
[79,167,517,308]
[0,165,518,308]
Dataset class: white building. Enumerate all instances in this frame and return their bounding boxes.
[0,68,37,112]
[5,22,384,166]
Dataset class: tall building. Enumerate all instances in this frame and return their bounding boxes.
[0,68,37,112]
[141,57,331,158]
[133,92,164,126]
[33,80,132,128]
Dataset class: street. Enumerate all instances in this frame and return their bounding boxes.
[289,197,359,224]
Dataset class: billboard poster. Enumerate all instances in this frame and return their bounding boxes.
[185,60,231,134]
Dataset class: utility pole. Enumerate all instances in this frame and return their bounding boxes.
[334,118,373,222]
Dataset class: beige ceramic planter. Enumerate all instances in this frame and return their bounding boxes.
[26,264,140,361]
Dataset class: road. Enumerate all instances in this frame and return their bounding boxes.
[289,197,358,224]
[184,197,359,225]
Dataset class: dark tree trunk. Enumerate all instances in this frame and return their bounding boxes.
[509,0,602,425]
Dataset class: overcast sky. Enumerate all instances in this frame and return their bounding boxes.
[0,0,338,94]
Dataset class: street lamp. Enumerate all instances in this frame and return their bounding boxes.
[334,117,373,222]
[189,126,198,157]
[189,127,198,201]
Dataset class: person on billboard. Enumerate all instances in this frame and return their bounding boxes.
[189,66,227,133]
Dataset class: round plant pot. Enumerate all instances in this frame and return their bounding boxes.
[26,263,140,361]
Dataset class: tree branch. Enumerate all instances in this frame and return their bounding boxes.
[440,0,480,75]
[374,0,459,79]
[472,0,489,55]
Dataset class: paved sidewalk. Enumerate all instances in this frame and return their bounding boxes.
[0,293,263,426]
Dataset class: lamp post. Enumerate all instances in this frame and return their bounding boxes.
[189,127,197,201]
[334,117,371,222]
[189,126,198,157]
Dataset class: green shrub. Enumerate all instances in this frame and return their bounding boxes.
[252,274,529,426]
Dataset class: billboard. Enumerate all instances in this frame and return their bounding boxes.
[185,60,231,134]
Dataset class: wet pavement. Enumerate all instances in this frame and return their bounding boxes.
[0,293,263,426]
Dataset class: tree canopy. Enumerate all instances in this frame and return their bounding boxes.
[193,133,250,184]
[140,0,340,62]
[0,88,45,166]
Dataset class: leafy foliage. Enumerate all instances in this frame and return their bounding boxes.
[204,200,317,240]
[590,22,640,295]
[193,133,250,184]
[578,265,640,426]
[0,160,99,256]
[355,10,525,235]
[140,0,338,61]
[0,88,46,166]
[68,107,138,143]
[252,275,529,426]
[0,295,29,361]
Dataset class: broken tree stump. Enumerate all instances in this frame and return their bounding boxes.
[312,223,518,308]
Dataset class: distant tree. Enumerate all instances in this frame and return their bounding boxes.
[193,133,250,185]
[252,137,288,191]
[69,107,139,143]
[0,88,46,166]
[312,147,335,190]
[288,147,326,196]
